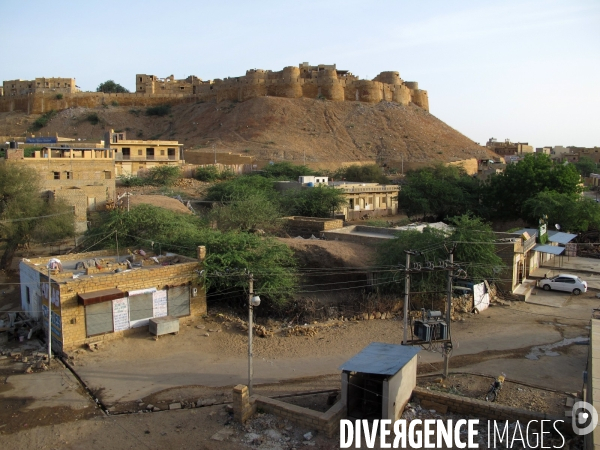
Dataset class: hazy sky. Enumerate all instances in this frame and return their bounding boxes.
[1,0,598,147]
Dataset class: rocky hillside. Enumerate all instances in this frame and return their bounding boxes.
[0,97,495,170]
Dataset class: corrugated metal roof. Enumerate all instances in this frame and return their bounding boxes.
[533,244,565,255]
[547,231,577,244]
[339,342,420,375]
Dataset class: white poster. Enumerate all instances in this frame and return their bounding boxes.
[473,282,490,313]
[112,298,130,332]
[153,290,168,318]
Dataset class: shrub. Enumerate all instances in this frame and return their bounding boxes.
[55,94,63,100]
[111,100,119,107]
[86,113,100,125]
[146,105,171,117]
[145,166,181,186]
[129,109,141,117]
[195,166,236,182]
[118,174,148,187]
[29,110,57,131]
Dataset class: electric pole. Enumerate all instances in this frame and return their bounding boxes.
[443,247,455,379]
[402,250,415,345]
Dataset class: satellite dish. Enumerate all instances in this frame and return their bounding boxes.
[555,224,561,230]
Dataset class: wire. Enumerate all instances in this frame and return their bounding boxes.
[0,211,73,223]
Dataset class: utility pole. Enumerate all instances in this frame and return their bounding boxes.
[443,248,454,379]
[402,250,414,345]
[248,274,254,396]
[47,266,52,361]
[213,144,216,165]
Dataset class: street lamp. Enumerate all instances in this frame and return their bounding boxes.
[46,263,53,361]
[248,273,260,396]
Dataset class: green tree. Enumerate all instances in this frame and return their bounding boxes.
[573,156,597,178]
[523,191,600,233]
[144,166,181,186]
[96,80,129,93]
[208,192,282,233]
[85,205,297,307]
[485,154,582,220]
[399,164,482,220]
[204,175,277,202]
[280,185,347,217]
[0,164,75,268]
[334,164,390,184]
[259,162,315,180]
[376,214,503,295]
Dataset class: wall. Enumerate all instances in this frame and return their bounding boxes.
[447,158,478,176]
[585,319,600,450]
[232,384,346,438]
[412,386,564,423]
[384,354,417,420]
[183,150,254,166]
[282,217,344,238]
[19,262,42,320]
[2,65,430,113]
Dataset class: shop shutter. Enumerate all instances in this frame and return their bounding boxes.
[85,301,114,337]
[129,292,154,327]
[168,285,190,317]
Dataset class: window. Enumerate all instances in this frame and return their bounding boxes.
[53,172,60,180]
[160,150,165,156]
[122,148,130,160]
[138,149,143,156]
[104,171,111,179]
[139,77,142,82]
[146,148,155,160]
[168,148,176,160]
[26,287,30,304]
[118,134,124,140]
[66,172,72,180]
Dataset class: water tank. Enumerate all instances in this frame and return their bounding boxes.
[9,141,17,149]
[307,182,314,187]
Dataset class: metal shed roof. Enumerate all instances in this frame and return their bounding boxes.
[532,244,565,255]
[339,342,420,375]
[547,231,577,245]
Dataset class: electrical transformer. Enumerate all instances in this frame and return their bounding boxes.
[413,309,448,342]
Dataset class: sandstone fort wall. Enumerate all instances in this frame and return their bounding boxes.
[1,63,429,114]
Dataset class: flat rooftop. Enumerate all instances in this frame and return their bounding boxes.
[22,250,197,283]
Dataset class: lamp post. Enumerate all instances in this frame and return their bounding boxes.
[46,264,52,361]
[248,274,260,396]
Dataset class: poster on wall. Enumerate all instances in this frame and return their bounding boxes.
[112,298,130,332]
[153,290,168,317]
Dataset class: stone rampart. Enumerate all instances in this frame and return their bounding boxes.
[2,64,429,113]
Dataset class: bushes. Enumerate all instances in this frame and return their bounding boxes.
[146,105,171,116]
[119,166,181,187]
[55,94,63,100]
[86,113,100,125]
[29,110,56,131]
[195,166,235,182]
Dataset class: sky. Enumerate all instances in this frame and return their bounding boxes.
[1,0,598,148]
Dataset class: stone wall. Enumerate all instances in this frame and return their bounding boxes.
[2,65,429,113]
[232,384,346,438]
[282,217,344,238]
[412,387,564,423]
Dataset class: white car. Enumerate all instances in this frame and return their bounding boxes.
[539,274,587,295]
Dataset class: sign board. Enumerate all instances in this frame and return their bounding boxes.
[112,298,130,332]
[25,137,57,144]
[153,290,168,317]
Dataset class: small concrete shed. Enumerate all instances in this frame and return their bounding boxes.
[340,342,419,421]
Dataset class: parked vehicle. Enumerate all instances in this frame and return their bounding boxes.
[539,274,587,295]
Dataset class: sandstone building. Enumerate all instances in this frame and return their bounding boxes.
[136,62,429,110]
[105,129,184,176]
[485,138,533,157]
[2,147,116,232]
[19,248,206,351]
[2,77,78,96]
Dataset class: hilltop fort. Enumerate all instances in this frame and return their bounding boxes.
[0,63,428,114]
